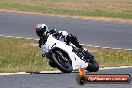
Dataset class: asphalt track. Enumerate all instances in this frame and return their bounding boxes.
[0,11,132,88]
[0,67,132,88]
[0,11,132,49]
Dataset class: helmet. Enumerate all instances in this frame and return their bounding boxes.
[36,23,48,37]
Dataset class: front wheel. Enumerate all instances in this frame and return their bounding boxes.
[51,49,73,73]
[86,59,99,72]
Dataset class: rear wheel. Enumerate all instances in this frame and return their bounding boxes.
[51,49,73,73]
[49,61,56,68]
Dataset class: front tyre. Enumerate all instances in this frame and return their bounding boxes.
[86,59,99,72]
[51,49,73,73]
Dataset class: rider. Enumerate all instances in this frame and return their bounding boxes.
[36,23,99,72]
[36,23,83,49]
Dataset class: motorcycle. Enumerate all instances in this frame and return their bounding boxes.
[40,32,99,73]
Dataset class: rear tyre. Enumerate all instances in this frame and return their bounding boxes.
[51,49,73,73]
[49,61,56,68]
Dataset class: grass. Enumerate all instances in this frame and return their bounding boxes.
[0,0,132,18]
[84,46,132,67]
[0,36,132,73]
[0,36,56,73]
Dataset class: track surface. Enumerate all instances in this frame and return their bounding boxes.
[0,68,132,88]
[0,11,132,88]
[0,11,132,49]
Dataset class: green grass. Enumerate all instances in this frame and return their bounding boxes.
[84,46,132,67]
[0,36,132,73]
[0,36,56,73]
[0,0,132,18]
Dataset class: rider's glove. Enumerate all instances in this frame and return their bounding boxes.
[49,29,58,34]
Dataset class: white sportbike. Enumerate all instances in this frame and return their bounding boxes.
[40,33,99,73]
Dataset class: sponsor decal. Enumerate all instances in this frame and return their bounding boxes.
[76,68,131,85]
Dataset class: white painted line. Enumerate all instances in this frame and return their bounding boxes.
[6,36,14,38]
[80,43,85,46]
[0,72,30,75]
[24,38,39,40]
[0,71,62,75]
[0,66,132,75]
[86,45,93,47]
[94,46,101,48]
[0,35,39,40]
[0,35,132,50]
[34,39,39,40]
[73,66,132,73]
[15,37,23,39]
[102,47,111,49]
[0,35,4,36]
[40,70,62,73]
[125,49,132,51]
[25,38,34,40]
[99,66,132,70]
[112,48,122,50]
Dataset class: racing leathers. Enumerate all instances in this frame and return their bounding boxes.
[38,29,83,49]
